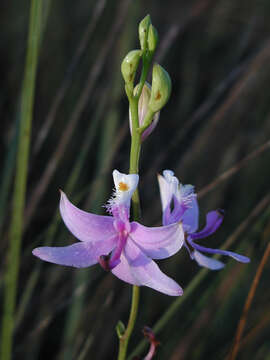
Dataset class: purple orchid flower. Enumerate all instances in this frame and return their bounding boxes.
[158,170,250,270]
[33,170,185,296]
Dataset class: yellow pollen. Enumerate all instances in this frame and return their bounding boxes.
[118,182,129,191]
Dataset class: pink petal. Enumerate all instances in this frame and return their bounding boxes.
[32,236,117,268]
[130,221,184,259]
[112,240,183,296]
[60,191,115,242]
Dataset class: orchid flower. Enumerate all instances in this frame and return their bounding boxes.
[33,170,185,296]
[158,170,250,270]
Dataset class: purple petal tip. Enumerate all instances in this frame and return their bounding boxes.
[32,248,40,257]
[237,255,250,263]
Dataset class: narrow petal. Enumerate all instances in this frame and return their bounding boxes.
[188,238,250,263]
[112,240,183,296]
[190,210,224,239]
[60,191,115,242]
[32,236,116,268]
[130,221,184,259]
[193,250,225,270]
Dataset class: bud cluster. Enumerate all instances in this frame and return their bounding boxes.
[121,15,172,140]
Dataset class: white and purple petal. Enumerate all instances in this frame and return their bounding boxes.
[112,240,183,296]
[60,191,115,242]
[32,236,117,268]
[157,170,178,211]
[130,221,184,259]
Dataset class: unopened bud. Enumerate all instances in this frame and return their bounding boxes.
[129,83,159,141]
[138,15,151,51]
[148,64,171,113]
[148,25,158,53]
[121,50,142,86]
[116,321,126,338]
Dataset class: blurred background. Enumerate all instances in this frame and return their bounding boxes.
[1,0,270,359]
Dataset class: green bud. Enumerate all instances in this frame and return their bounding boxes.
[148,64,172,113]
[121,50,142,86]
[138,14,151,51]
[116,321,126,338]
[148,25,158,53]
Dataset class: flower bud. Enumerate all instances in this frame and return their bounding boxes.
[138,15,151,51]
[116,321,126,338]
[148,64,172,113]
[129,83,160,141]
[148,25,158,53]
[121,50,142,86]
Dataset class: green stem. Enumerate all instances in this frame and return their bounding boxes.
[0,1,42,359]
[118,285,140,360]
[129,98,141,219]
[118,79,145,360]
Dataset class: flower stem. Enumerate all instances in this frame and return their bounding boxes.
[118,75,145,360]
[118,285,140,360]
[0,1,42,359]
[129,97,141,219]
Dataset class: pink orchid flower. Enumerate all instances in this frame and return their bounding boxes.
[33,170,184,296]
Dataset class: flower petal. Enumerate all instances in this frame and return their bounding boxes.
[112,170,139,205]
[188,237,250,263]
[157,170,178,211]
[130,221,184,259]
[193,250,225,270]
[162,195,188,226]
[190,210,224,239]
[181,195,199,233]
[32,236,116,268]
[60,191,115,242]
[112,240,183,296]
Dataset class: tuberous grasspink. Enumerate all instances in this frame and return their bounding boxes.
[32,14,250,360]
